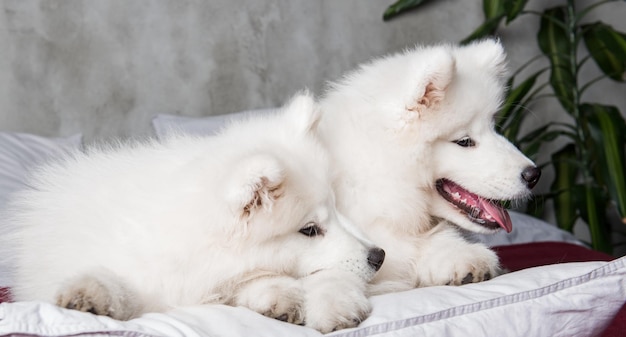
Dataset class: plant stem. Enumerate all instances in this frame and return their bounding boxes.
[566,0,593,183]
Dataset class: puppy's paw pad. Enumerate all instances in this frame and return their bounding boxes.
[423,242,502,287]
[57,283,113,317]
[55,273,138,320]
[235,277,305,325]
[311,306,371,333]
[302,273,371,333]
[446,258,501,286]
[262,300,304,324]
[460,273,474,285]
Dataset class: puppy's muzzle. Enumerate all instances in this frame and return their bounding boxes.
[367,247,385,271]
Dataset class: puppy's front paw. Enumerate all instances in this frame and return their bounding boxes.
[56,272,141,320]
[421,242,501,286]
[301,271,371,333]
[235,276,305,325]
[448,244,501,286]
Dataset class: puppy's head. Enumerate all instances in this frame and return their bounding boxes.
[325,40,540,234]
[224,93,384,281]
[403,40,540,234]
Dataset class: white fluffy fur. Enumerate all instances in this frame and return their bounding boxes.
[318,39,538,294]
[6,92,381,333]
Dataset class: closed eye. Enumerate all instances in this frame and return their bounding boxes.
[299,222,324,237]
[454,136,475,147]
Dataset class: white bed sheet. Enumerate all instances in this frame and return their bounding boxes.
[1,257,625,337]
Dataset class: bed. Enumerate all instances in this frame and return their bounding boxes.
[0,113,625,337]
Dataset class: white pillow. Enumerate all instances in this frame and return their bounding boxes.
[474,211,583,247]
[152,109,275,139]
[0,132,83,287]
[1,257,624,336]
[0,132,82,205]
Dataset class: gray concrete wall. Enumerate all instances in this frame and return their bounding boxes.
[0,0,484,141]
[1,1,623,142]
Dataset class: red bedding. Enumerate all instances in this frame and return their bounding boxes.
[1,241,623,336]
[494,242,623,337]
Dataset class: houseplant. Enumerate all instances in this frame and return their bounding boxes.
[383,0,626,254]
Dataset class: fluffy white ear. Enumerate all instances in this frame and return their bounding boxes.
[283,90,321,135]
[227,154,286,222]
[461,39,508,78]
[406,49,455,116]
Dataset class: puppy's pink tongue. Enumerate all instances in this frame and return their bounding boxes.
[479,198,513,233]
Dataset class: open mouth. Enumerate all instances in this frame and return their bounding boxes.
[436,179,512,232]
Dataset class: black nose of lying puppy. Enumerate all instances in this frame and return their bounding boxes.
[367,247,386,271]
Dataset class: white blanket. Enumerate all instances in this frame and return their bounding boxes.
[2,257,625,337]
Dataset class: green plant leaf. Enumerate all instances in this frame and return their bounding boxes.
[582,22,626,82]
[579,184,612,254]
[500,71,541,120]
[460,0,506,44]
[518,124,550,144]
[500,108,524,145]
[504,0,529,23]
[583,103,626,224]
[519,128,563,159]
[497,70,543,136]
[483,0,505,19]
[460,15,505,45]
[551,143,579,232]
[537,6,576,112]
[383,0,435,21]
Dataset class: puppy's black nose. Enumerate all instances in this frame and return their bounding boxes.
[521,166,541,189]
[367,247,385,271]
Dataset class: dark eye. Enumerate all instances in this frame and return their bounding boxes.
[455,137,475,147]
[299,222,323,237]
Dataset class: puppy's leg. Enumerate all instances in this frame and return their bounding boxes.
[301,270,371,333]
[416,222,502,287]
[233,273,305,325]
[56,269,144,320]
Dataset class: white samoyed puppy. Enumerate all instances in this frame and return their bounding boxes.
[5,92,385,333]
[318,39,541,294]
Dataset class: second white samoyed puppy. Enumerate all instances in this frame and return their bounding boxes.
[318,39,540,294]
[5,92,385,333]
